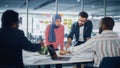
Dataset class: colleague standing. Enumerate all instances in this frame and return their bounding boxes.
[66,11,93,47]
[44,14,64,68]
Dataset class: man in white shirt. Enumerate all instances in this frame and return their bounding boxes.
[69,17,120,68]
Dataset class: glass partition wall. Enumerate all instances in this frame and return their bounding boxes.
[0,0,120,39]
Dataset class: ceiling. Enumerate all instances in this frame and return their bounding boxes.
[0,0,120,16]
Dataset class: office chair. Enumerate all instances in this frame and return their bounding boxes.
[85,57,120,68]
[99,57,120,68]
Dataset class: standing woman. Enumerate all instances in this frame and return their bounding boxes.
[44,14,64,68]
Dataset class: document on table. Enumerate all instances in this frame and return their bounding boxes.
[23,50,50,65]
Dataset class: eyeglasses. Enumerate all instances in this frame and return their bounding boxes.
[78,16,87,24]
[78,19,87,23]
[79,20,85,22]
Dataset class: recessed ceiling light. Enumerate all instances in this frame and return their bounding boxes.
[53,7,55,9]
[5,5,8,7]
[77,0,80,2]
[92,5,95,8]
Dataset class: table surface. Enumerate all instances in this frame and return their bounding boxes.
[23,50,94,66]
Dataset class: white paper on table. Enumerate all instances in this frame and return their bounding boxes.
[72,53,94,59]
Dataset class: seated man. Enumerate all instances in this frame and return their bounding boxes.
[66,17,120,68]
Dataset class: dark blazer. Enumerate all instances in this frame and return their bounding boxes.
[68,20,93,42]
[0,27,41,68]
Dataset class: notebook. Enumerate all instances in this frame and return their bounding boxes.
[47,44,71,61]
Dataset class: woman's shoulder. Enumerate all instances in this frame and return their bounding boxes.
[59,24,64,29]
[46,24,51,29]
[60,24,64,27]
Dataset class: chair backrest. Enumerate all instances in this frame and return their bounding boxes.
[99,57,120,68]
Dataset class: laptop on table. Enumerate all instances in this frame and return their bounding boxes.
[47,44,71,61]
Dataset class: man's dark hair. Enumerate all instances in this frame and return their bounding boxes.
[79,11,88,18]
[101,17,114,30]
[1,10,19,28]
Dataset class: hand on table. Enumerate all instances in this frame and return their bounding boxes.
[65,43,70,49]
[39,41,45,47]
[59,50,67,55]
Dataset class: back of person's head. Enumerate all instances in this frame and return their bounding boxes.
[1,10,19,28]
[101,17,114,30]
[79,11,88,18]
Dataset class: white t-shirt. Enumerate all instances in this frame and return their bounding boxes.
[79,26,84,42]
